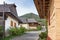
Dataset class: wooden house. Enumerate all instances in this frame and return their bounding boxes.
[27,18,39,29]
[19,18,29,29]
[34,0,60,40]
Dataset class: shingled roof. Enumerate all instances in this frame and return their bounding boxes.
[0,4,21,22]
[0,5,10,12]
[20,18,38,23]
[7,4,18,17]
[28,18,37,23]
[19,18,27,23]
[0,4,18,17]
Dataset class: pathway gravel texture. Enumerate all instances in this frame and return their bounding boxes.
[11,31,41,40]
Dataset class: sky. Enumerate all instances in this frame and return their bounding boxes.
[0,0,38,16]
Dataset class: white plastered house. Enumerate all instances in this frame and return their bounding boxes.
[0,4,21,35]
[19,18,40,29]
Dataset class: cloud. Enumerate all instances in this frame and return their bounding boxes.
[0,0,6,4]
[17,4,38,16]
[16,0,38,16]
[0,0,38,16]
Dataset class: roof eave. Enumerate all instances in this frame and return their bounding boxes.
[34,0,50,19]
[34,0,45,18]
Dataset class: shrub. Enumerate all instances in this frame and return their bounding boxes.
[39,32,47,39]
[15,27,26,35]
[0,26,3,37]
[9,27,26,36]
[9,27,16,36]
[38,38,46,40]
[19,27,26,33]
[37,25,42,30]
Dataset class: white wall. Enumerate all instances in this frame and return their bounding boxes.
[29,27,37,29]
[5,16,19,31]
[19,24,38,29]
[20,24,29,29]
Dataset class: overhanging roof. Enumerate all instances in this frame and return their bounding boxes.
[0,4,22,23]
[34,0,50,18]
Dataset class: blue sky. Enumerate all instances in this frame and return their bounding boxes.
[0,0,38,16]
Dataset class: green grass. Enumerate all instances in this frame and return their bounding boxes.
[0,27,26,40]
[0,34,25,40]
[1,36,12,40]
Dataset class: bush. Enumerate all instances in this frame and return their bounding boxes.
[16,27,26,35]
[9,27,16,36]
[19,27,26,33]
[39,32,47,39]
[0,26,3,37]
[38,38,46,40]
[9,27,26,36]
[37,25,42,30]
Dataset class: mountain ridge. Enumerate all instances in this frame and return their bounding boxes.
[19,13,40,21]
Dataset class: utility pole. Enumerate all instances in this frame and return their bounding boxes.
[3,2,5,38]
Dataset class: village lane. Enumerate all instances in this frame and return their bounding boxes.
[11,31,41,40]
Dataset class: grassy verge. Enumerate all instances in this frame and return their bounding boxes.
[0,27,27,40]
[0,33,25,40]
[0,36,13,40]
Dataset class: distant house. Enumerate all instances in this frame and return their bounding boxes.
[19,18,29,29]
[19,18,40,29]
[27,18,39,29]
[0,4,21,36]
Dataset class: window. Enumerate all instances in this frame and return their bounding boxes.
[14,22,16,27]
[10,21,13,27]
